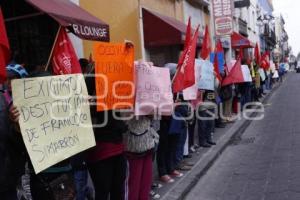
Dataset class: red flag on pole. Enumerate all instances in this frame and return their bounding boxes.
[214,40,223,82]
[200,25,211,60]
[254,43,260,65]
[184,17,192,50]
[213,54,222,82]
[0,7,10,83]
[51,28,82,75]
[260,51,270,70]
[178,17,192,66]
[173,26,200,93]
[222,57,244,86]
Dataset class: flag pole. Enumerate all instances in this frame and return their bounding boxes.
[45,26,61,71]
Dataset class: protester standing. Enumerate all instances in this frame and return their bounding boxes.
[124,116,159,200]
[0,64,28,200]
[197,90,217,147]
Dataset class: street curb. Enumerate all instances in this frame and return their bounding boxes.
[160,77,286,200]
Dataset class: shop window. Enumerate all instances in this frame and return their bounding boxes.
[146,45,181,67]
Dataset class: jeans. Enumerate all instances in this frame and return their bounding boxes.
[198,109,215,144]
[74,170,91,200]
[175,127,187,167]
[88,154,127,200]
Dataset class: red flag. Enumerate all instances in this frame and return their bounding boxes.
[213,52,222,82]
[215,40,223,53]
[214,40,223,82]
[200,25,211,60]
[260,51,270,70]
[173,26,200,93]
[0,7,10,83]
[52,28,82,75]
[184,17,192,50]
[222,57,244,86]
[254,43,260,65]
[178,17,192,66]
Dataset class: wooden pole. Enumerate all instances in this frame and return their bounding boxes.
[45,26,61,71]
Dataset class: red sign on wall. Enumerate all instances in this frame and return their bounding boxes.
[212,0,234,36]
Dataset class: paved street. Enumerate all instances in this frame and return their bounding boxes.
[185,73,300,200]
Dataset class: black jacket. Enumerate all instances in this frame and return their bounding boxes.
[0,91,26,192]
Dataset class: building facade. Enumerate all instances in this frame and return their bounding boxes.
[257,0,276,53]
[274,15,289,62]
[79,0,214,66]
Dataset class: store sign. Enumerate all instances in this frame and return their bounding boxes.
[70,24,109,41]
[234,0,250,8]
[212,0,234,36]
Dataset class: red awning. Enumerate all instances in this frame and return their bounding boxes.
[26,0,109,41]
[231,32,254,48]
[142,8,189,47]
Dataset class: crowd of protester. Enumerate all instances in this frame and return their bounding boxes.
[0,53,288,200]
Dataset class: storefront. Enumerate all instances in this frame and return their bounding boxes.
[2,0,109,72]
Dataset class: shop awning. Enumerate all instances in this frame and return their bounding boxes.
[231,32,254,48]
[25,0,109,41]
[142,8,190,47]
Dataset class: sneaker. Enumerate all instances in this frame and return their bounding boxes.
[199,142,211,148]
[190,146,196,153]
[150,190,161,199]
[183,154,192,159]
[152,183,163,189]
[159,175,174,183]
[177,164,192,171]
[182,160,195,166]
[170,170,183,178]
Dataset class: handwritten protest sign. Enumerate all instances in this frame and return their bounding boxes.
[241,65,252,82]
[135,61,173,115]
[12,74,96,174]
[197,59,214,90]
[183,60,201,100]
[94,42,135,111]
[258,68,266,81]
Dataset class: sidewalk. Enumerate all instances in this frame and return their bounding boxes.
[154,78,286,200]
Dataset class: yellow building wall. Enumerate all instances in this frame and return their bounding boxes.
[80,0,184,60]
[80,0,140,58]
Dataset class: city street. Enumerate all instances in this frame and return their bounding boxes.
[185,72,300,200]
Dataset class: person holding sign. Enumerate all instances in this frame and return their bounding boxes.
[86,41,136,200]
[123,116,159,200]
[0,64,28,200]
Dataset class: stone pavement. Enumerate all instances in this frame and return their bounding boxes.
[185,72,300,200]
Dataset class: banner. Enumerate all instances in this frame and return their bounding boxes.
[212,0,234,36]
[12,74,96,174]
[197,59,215,90]
[52,28,82,75]
[135,61,173,115]
[241,65,252,82]
[94,42,135,111]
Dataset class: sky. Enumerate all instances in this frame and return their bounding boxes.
[273,0,300,55]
